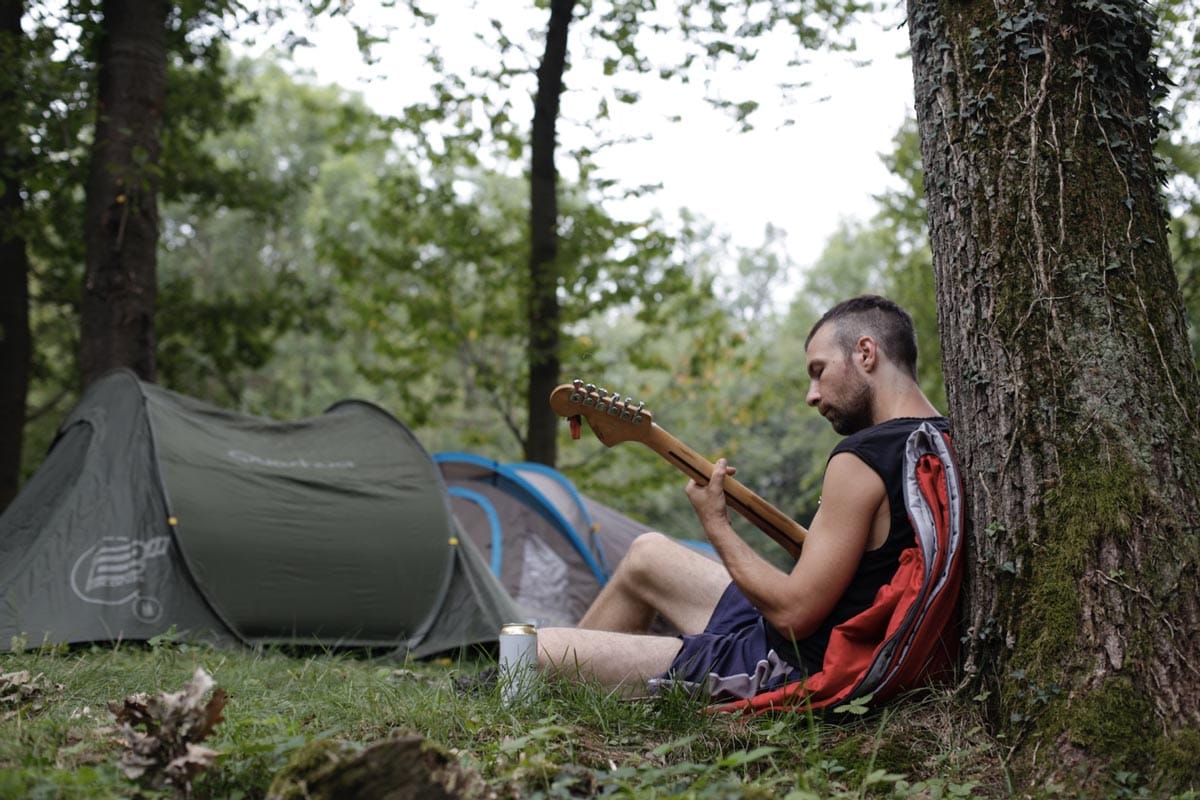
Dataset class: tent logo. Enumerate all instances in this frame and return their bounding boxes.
[71,537,170,620]
[227,449,355,470]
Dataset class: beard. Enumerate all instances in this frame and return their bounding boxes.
[822,373,874,436]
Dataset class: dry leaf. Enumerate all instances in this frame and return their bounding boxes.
[110,667,227,796]
[0,670,64,721]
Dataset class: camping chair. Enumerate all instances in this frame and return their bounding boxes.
[713,422,965,714]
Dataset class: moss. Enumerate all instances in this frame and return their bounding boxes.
[1018,450,1143,674]
[1151,726,1200,791]
[1066,676,1155,766]
[267,738,353,799]
[825,731,923,785]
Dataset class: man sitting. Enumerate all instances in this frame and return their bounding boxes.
[536,295,950,700]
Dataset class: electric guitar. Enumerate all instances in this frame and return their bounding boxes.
[549,380,808,555]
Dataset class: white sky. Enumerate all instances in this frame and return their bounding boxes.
[254,2,915,272]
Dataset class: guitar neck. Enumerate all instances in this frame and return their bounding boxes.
[640,423,807,554]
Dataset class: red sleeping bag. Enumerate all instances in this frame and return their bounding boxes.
[713,422,965,714]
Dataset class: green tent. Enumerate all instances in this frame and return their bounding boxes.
[0,370,519,656]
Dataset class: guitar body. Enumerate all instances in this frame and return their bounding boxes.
[549,381,807,555]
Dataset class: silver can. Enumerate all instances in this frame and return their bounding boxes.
[498,622,538,705]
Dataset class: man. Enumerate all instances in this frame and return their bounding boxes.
[536,295,949,700]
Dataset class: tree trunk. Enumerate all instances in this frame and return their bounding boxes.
[80,0,168,387]
[0,0,29,510]
[524,0,577,466]
[908,0,1200,790]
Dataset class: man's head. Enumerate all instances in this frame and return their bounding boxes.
[805,295,919,379]
[804,295,920,435]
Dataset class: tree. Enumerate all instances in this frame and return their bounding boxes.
[0,0,29,509]
[908,0,1200,788]
[79,0,169,386]
[526,0,577,465]
[398,0,874,468]
[1,0,94,508]
[77,0,368,390]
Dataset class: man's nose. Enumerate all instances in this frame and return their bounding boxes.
[806,385,820,407]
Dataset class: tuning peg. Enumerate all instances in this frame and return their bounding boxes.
[569,378,585,403]
[606,389,622,415]
[632,401,646,424]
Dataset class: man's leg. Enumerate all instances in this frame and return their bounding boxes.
[578,532,731,635]
[537,626,682,697]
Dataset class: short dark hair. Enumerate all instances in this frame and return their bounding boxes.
[806,295,919,379]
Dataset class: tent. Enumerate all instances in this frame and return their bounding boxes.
[0,369,520,656]
[435,453,714,627]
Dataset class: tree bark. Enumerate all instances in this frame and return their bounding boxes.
[80,0,168,387]
[908,0,1200,790]
[0,0,30,510]
[524,0,577,466]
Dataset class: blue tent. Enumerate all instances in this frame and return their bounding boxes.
[436,454,714,627]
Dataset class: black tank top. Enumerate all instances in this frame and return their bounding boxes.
[769,416,952,673]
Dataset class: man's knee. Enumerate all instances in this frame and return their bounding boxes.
[618,531,678,584]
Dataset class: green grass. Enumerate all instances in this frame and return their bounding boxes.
[0,638,1016,799]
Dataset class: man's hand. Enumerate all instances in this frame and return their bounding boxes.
[686,458,737,535]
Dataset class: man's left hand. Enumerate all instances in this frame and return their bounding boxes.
[686,458,736,533]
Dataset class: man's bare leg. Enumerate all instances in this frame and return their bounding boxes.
[577,532,732,635]
[537,627,683,697]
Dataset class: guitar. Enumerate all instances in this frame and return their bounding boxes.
[549,380,808,556]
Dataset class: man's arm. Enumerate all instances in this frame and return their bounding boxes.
[686,453,885,640]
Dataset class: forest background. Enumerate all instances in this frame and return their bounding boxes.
[5,0,1195,542]
[4,0,1200,793]
[0,0,944,540]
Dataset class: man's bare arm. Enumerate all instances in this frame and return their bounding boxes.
[687,453,885,639]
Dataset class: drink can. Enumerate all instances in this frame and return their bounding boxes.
[498,622,538,705]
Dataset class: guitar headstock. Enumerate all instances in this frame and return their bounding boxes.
[548,379,655,447]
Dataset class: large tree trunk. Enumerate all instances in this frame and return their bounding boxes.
[908,0,1200,790]
[524,0,577,466]
[0,0,30,510]
[80,0,168,387]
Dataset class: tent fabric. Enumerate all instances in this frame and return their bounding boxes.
[436,454,668,627]
[0,369,520,655]
[713,422,965,714]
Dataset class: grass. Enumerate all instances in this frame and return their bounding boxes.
[0,637,1042,799]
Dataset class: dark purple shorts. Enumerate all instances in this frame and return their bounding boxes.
[647,583,813,700]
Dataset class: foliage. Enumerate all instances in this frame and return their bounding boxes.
[15,3,317,474]
[394,0,880,170]
[1155,0,1200,366]
[155,58,387,410]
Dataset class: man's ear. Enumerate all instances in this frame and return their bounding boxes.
[856,336,879,371]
